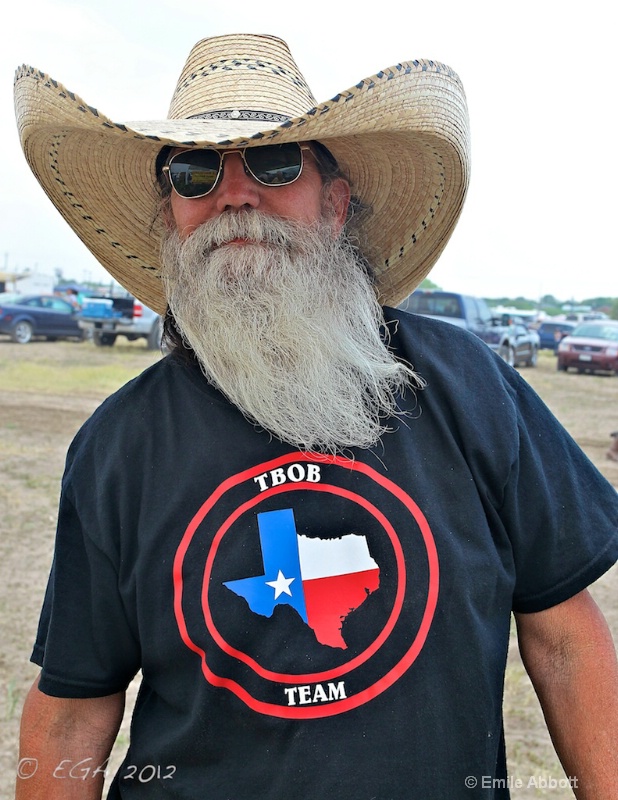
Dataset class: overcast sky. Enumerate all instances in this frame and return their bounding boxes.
[2,0,615,302]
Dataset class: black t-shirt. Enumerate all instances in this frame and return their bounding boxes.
[32,309,618,798]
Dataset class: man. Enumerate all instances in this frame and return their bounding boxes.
[14,33,618,799]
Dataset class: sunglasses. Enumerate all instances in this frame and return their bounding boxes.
[162,142,311,199]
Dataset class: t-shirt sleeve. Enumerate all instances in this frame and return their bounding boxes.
[501,376,618,613]
[32,488,141,698]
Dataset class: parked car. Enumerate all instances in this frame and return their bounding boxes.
[398,290,538,366]
[557,321,618,375]
[494,322,540,368]
[78,295,162,350]
[536,320,576,351]
[0,294,85,344]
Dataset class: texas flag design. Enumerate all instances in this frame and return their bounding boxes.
[224,508,380,649]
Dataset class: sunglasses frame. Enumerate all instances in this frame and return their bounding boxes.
[162,143,312,200]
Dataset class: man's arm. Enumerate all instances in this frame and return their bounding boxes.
[16,674,125,800]
[514,589,618,799]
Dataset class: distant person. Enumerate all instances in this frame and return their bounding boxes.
[63,288,82,309]
[14,33,618,799]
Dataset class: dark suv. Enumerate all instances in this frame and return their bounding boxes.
[537,321,576,352]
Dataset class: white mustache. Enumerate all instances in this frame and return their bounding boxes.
[188,211,305,254]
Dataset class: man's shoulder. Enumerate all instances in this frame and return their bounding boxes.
[68,355,192,450]
[97,353,178,410]
[381,305,524,420]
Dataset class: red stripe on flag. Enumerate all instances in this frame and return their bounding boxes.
[302,569,380,649]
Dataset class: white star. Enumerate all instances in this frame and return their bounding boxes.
[266,570,295,599]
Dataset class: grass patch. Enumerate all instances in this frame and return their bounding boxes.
[0,348,160,397]
[1,362,137,395]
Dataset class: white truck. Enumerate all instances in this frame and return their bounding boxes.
[78,295,162,350]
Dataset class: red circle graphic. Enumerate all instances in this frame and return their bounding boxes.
[173,453,439,719]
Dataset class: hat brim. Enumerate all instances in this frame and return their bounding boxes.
[15,61,470,315]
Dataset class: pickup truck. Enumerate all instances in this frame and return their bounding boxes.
[398,290,538,367]
[78,295,162,350]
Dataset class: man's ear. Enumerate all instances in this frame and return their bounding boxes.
[326,178,351,235]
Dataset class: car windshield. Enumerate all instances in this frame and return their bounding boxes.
[403,293,462,318]
[572,324,618,342]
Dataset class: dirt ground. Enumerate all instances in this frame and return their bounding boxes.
[0,341,616,799]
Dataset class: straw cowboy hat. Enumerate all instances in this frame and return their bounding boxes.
[14,33,470,315]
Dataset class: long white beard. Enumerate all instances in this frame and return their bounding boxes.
[160,210,422,454]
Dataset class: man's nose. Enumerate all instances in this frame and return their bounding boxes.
[213,152,261,212]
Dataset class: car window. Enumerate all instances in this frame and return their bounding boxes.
[541,322,574,332]
[46,298,73,313]
[407,293,463,318]
[21,297,42,307]
[573,324,618,341]
[460,296,476,320]
[474,300,493,324]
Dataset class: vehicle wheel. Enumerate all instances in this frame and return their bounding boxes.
[527,348,538,367]
[93,331,117,347]
[11,320,33,344]
[557,361,568,371]
[500,344,515,367]
[146,319,163,351]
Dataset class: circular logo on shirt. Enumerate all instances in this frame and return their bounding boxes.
[174,452,438,719]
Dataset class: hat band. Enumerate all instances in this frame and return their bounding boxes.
[188,109,290,122]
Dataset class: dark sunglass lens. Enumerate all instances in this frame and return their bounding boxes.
[245,143,303,186]
[168,150,221,197]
